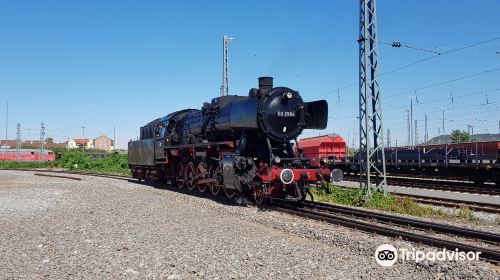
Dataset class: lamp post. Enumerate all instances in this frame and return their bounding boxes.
[3,100,7,153]
[82,126,86,152]
[220,35,234,96]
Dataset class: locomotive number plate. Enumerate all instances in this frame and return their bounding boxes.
[277,111,296,117]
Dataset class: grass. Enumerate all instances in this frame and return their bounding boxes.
[0,161,49,169]
[310,185,440,217]
[0,150,130,176]
[455,206,475,221]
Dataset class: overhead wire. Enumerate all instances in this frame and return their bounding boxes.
[314,36,500,99]
[386,65,500,98]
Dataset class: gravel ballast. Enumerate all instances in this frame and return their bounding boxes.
[0,170,498,279]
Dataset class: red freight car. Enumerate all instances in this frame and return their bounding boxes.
[0,149,56,162]
[298,135,347,167]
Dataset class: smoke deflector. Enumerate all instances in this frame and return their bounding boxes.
[304,100,328,129]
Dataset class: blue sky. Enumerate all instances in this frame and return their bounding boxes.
[0,1,499,149]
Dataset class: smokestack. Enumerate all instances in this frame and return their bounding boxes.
[258,77,273,95]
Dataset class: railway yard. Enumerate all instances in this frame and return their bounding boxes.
[1,1,500,279]
[0,170,499,279]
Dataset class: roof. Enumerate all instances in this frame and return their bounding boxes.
[72,138,90,145]
[95,135,112,140]
[0,140,66,149]
[299,135,346,147]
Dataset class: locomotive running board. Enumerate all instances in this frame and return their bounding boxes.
[197,178,216,185]
[284,195,300,202]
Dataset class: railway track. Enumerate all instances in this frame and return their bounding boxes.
[3,169,500,263]
[271,199,500,264]
[7,168,500,213]
[344,174,500,196]
[394,193,500,214]
[2,168,132,181]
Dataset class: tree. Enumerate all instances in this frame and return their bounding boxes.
[450,129,472,143]
[46,137,54,143]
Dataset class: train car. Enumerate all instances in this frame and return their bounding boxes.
[333,141,500,185]
[0,149,56,162]
[298,135,346,167]
[297,130,499,185]
[128,77,342,204]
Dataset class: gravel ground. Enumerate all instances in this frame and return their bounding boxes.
[0,170,498,279]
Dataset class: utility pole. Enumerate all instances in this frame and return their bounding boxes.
[4,100,7,152]
[40,122,45,161]
[468,124,474,142]
[16,123,20,161]
[113,125,116,150]
[347,129,350,157]
[358,0,387,198]
[387,128,391,148]
[414,119,418,145]
[407,110,410,146]
[353,118,357,150]
[410,98,413,146]
[220,35,234,96]
[442,110,445,144]
[424,114,428,143]
[81,126,86,152]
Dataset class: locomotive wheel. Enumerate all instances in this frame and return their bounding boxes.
[253,186,266,205]
[186,161,196,191]
[209,166,220,195]
[210,184,221,195]
[177,162,186,189]
[224,187,236,199]
[197,161,208,192]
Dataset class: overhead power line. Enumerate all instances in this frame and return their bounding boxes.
[382,36,500,76]
[380,41,441,54]
[387,65,500,98]
[315,36,500,99]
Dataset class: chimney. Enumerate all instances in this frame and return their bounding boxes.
[258,77,273,95]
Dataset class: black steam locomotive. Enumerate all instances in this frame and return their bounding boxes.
[128,77,337,204]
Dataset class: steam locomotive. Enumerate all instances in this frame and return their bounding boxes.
[128,77,339,204]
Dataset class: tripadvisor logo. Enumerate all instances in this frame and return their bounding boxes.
[375,244,398,267]
[375,244,481,267]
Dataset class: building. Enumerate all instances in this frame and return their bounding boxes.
[93,135,114,152]
[67,138,93,149]
[65,135,114,151]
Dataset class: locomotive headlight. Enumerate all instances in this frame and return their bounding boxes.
[330,169,344,183]
[286,92,293,99]
[274,156,281,163]
[280,169,295,184]
[320,157,328,165]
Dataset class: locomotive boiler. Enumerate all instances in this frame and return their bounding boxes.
[129,77,337,204]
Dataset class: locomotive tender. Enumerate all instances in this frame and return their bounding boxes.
[128,77,336,204]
